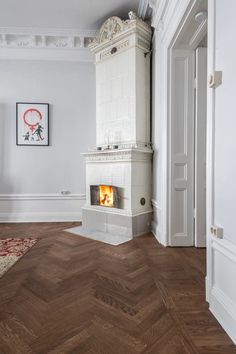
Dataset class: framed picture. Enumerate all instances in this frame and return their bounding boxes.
[16,102,49,146]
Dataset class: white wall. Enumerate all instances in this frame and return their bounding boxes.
[0,59,95,221]
[207,0,236,343]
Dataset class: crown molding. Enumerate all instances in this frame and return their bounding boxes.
[0,27,97,62]
[0,26,97,49]
[150,0,168,29]
[0,27,97,36]
[138,0,159,21]
[138,0,150,19]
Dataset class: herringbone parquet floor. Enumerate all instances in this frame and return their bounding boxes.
[0,222,235,354]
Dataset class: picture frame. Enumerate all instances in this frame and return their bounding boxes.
[16,102,49,146]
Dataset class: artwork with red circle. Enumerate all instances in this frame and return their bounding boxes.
[16,103,49,146]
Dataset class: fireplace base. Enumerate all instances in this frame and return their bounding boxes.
[81,206,152,238]
[66,205,152,245]
[65,226,132,246]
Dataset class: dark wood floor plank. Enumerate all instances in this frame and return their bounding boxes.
[0,222,235,354]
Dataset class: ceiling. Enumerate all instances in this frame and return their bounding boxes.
[0,0,139,30]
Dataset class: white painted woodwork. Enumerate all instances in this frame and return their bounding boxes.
[170,49,195,246]
[195,47,207,248]
[138,0,150,18]
[137,0,158,21]
[206,0,236,344]
[0,194,85,222]
[150,0,236,343]
[150,0,208,246]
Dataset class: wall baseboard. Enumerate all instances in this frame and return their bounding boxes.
[151,199,167,246]
[210,285,236,344]
[0,193,86,201]
[151,220,161,242]
[205,276,209,302]
[0,212,82,223]
[0,193,85,223]
[209,237,236,344]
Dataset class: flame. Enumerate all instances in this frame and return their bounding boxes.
[99,185,114,207]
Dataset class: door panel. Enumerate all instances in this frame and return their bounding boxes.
[195,47,207,247]
[170,49,195,246]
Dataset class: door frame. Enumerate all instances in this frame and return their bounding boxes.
[163,1,207,246]
[195,47,207,247]
[151,0,208,247]
[152,0,236,341]
[205,0,214,303]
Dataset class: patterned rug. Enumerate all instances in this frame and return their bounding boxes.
[0,238,37,278]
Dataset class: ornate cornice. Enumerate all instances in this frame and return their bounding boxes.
[89,15,152,55]
[95,16,124,44]
[151,0,169,29]
[0,27,97,50]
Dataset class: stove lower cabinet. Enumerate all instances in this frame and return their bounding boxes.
[81,148,152,237]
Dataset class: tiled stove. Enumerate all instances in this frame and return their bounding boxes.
[71,14,152,244]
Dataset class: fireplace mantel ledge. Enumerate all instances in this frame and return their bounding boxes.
[81,147,153,162]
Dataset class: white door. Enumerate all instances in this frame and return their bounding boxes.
[195,47,207,247]
[169,49,195,246]
[207,0,236,341]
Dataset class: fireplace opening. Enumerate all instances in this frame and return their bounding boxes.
[90,185,119,208]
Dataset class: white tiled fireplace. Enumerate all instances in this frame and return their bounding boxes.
[70,14,152,244]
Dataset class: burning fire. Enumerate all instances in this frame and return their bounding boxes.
[99,185,114,207]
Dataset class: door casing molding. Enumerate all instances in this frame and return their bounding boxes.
[151,0,205,246]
